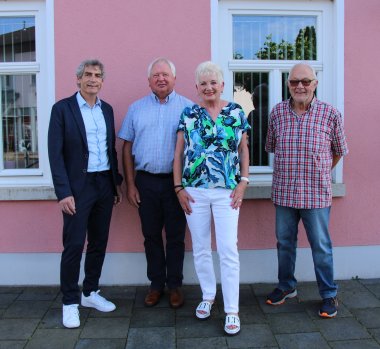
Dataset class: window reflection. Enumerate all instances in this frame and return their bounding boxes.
[233,72,269,166]
[1,75,38,169]
[0,17,35,62]
[233,15,317,61]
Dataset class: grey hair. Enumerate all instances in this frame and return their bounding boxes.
[288,62,317,80]
[147,57,176,77]
[195,61,224,84]
[76,59,105,87]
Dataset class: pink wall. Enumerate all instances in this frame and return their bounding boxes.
[1,0,380,253]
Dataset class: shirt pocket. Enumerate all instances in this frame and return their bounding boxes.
[306,127,331,154]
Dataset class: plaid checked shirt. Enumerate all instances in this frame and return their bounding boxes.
[266,98,348,209]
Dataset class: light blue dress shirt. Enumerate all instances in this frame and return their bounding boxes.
[118,90,192,174]
[76,92,110,172]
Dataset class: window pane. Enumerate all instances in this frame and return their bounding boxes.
[233,72,269,166]
[0,17,35,62]
[1,74,39,169]
[233,15,316,60]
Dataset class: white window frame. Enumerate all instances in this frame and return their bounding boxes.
[212,0,345,184]
[0,0,55,190]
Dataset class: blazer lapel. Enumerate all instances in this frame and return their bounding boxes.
[68,93,88,147]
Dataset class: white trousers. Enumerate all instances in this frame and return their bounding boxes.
[185,187,240,313]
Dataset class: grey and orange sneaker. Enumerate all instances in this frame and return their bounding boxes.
[266,288,297,305]
[319,297,338,318]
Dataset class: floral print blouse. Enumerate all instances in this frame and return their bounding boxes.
[177,102,250,190]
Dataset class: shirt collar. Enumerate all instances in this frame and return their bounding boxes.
[76,91,102,108]
[150,90,176,104]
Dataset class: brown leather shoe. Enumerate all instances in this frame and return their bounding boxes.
[169,288,184,309]
[144,289,162,307]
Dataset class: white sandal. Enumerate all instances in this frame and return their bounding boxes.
[224,314,240,335]
[195,300,213,319]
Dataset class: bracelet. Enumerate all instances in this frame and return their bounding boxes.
[240,176,249,183]
[174,184,184,189]
[175,187,185,195]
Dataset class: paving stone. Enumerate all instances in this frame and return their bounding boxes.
[175,298,204,318]
[267,312,317,334]
[74,338,126,349]
[315,317,371,341]
[24,329,80,349]
[338,280,369,293]
[96,286,136,300]
[239,304,267,325]
[339,291,380,309]
[364,284,380,299]
[0,319,40,340]
[296,284,321,301]
[0,294,18,308]
[329,339,380,349]
[0,287,24,295]
[351,308,380,328]
[238,285,258,306]
[130,307,174,327]
[226,324,277,348]
[176,317,224,338]
[50,296,63,309]
[251,283,277,297]
[125,327,175,349]
[181,285,203,300]
[80,317,129,338]
[275,332,330,349]
[87,299,133,318]
[177,337,228,349]
[369,328,380,342]
[38,308,62,329]
[0,341,26,349]
[18,287,60,301]
[359,279,380,286]
[3,300,51,318]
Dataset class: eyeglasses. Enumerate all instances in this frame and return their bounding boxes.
[288,79,315,87]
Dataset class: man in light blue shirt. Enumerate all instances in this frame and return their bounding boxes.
[48,59,123,328]
[118,57,192,308]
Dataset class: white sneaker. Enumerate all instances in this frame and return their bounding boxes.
[81,290,116,312]
[62,304,80,328]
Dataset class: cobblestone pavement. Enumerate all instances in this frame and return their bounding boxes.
[1,279,380,348]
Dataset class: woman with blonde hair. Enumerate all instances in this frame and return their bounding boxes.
[173,61,250,335]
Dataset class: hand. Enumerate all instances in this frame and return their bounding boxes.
[59,196,76,215]
[127,183,141,208]
[176,188,194,215]
[114,186,123,206]
[230,182,247,209]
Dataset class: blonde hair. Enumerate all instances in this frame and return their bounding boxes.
[195,61,224,84]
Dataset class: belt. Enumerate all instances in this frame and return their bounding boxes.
[86,170,111,176]
[137,170,173,178]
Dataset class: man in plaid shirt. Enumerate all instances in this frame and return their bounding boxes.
[265,63,348,318]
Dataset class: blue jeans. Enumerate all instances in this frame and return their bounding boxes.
[275,205,337,299]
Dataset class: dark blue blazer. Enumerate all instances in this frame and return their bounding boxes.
[48,93,123,201]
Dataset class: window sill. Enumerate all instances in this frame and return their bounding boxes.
[244,182,346,199]
[0,183,346,201]
[0,186,57,201]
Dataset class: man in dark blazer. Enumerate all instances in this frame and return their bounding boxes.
[48,59,123,329]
